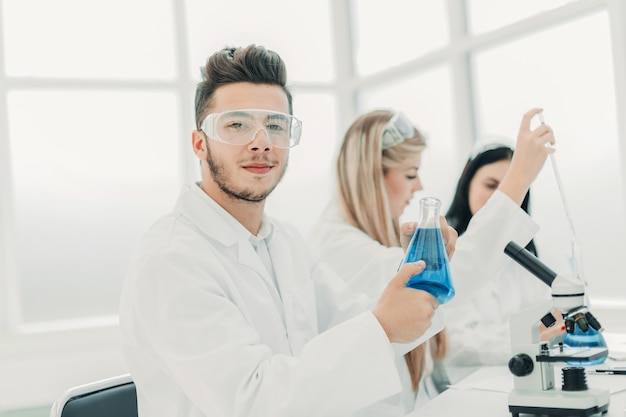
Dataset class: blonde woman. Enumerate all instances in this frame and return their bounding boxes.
[311,110,447,415]
[311,107,556,415]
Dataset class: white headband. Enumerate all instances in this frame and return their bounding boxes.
[469,135,515,160]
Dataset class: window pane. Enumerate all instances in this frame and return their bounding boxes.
[2,0,176,79]
[185,0,333,83]
[8,91,182,322]
[266,92,337,238]
[472,11,625,302]
[358,66,456,221]
[351,0,449,76]
[467,0,575,34]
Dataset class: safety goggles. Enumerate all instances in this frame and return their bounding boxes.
[200,109,303,149]
[382,112,415,149]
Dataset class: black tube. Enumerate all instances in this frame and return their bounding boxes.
[504,241,557,287]
[585,311,602,331]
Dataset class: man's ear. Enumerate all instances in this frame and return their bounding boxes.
[192,130,206,160]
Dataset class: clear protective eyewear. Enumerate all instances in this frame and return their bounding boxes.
[382,112,415,149]
[200,109,303,149]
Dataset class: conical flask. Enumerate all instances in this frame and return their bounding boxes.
[563,325,608,365]
[401,197,455,304]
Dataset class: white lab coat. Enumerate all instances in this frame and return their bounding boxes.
[119,183,444,417]
[309,202,434,415]
[441,191,551,367]
[310,190,550,390]
[442,259,551,366]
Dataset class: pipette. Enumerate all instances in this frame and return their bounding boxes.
[538,112,584,282]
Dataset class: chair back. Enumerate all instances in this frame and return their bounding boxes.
[49,374,137,417]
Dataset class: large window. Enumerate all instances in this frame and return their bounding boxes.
[2,0,183,325]
[1,0,625,411]
[472,10,624,302]
[467,0,575,34]
[358,66,457,218]
[9,90,182,322]
[347,0,626,307]
[351,1,449,76]
[1,0,337,328]
[3,0,177,80]
[0,0,339,410]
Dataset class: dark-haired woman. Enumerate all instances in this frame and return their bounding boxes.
[444,132,564,368]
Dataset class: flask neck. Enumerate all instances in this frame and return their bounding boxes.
[418,197,441,229]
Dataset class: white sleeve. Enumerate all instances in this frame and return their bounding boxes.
[311,260,446,357]
[447,189,539,307]
[310,214,404,300]
[443,301,513,366]
[123,253,405,417]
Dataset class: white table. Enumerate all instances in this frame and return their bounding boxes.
[410,365,626,417]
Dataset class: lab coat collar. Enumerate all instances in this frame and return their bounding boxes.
[178,183,282,292]
[249,218,274,249]
[178,183,275,247]
[175,183,304,351]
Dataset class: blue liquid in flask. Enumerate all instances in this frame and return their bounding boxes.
[402,227,455,305]
[562,326,608,366]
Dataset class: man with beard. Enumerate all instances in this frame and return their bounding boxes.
[119,44,456,417]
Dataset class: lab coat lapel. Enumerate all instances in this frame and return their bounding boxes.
[179,184,274,286]
[268,233,293,318]
[267,232,296,345]
[236,240,274,287]
[267,229,318,354]
[179,184,302,349]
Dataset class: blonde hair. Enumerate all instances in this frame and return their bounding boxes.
[336,109,427,247]
[336,109,429,390]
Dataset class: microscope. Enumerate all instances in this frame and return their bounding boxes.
[504,241,610,417]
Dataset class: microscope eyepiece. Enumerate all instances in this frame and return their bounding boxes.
[585,311,602,331]
[504,242,557,287]
[576,315,589,332]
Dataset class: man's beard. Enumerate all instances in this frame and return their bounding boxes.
[206,146,287,202]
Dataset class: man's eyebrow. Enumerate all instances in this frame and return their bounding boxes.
[266,113,289,121]
[228,110,254,118]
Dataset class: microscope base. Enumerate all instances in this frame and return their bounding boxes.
[509,403,609,417]
[508,388,609,417]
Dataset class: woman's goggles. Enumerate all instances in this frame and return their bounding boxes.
[200,109,303,149]
[382,112,415,149]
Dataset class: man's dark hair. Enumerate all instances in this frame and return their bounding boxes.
[194,45,293,128]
